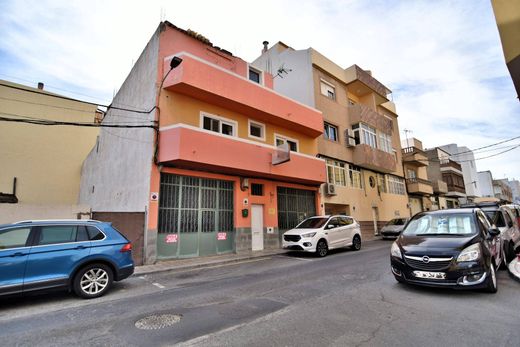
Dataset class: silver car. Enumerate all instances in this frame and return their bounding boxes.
[380,218,409,239]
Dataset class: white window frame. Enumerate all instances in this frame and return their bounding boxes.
[326,159,346,186]
[248,65,263,85]
[274,133,299,152]
[320,79,336,100]
[378,132,392,153]
[348,165,363,189]
[248,119,266,141]
[388,175,406,195]
[200,112,238,137]
[324,122,338,142]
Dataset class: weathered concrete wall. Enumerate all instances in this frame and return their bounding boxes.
[79,27,160,213]
[0,204,91,224]
[235,227,280,252]
[92,212,145,265]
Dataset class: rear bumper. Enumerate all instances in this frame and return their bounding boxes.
[116,264,134,281]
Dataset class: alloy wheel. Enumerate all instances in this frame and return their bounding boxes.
[80,268,109,295]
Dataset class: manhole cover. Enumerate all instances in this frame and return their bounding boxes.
[135,314,182,330]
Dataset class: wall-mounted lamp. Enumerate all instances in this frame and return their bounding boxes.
[170,56,183,70]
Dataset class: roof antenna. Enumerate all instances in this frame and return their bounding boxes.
[274,64,292,79]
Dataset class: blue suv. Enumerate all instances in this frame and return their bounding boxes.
[0,220,134,299]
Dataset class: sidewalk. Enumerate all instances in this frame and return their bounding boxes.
[508,257,520,283]
[135,249,287,276]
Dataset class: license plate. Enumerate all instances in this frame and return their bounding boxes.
[413,271,446,280]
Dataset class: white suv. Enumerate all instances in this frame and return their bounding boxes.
[282,215,362,257]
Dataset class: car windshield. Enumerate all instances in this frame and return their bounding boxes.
[295,217,329,229]
[387,218,407,226]
[402,213,477,236]
[483,210,506,227]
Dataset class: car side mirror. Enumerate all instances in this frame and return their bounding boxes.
[327,224,335,229]
[488,227,500,237]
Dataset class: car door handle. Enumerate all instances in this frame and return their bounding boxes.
[75,245,87,250]
[324,232,328,235]
[10,252,27,257]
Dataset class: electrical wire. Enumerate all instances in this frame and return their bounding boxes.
[0,111,155,125]
[0,114,156,129]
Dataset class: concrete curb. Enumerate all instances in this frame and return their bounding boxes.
[507,258,520,283]
[134,251,286,276]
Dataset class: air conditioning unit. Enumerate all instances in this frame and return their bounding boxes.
[326,183,337,196]
[345,129,356,147]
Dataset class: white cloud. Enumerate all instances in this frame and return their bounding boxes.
[0,0,518,179]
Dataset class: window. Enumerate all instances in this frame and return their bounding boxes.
[87,226,105,240]
[320,79,336,100]
[341,216,354,225]
[248,120,265,141]
[251,183,264,196]
[352,123,377,148]
[249,67,261,83]
[377,173,387,193]
[388,175,406,195]
[0,227,31,249]
[201,113,236,136]
[379,132,392,153]
[407,169,417,179]
[326,159,346,186]
[349,165,362,189]
[324,122,338,141]
[275,135,298,152]
[37,226,78,245]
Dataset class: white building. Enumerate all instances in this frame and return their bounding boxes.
[477,171,494,198]
[438,144,481,200]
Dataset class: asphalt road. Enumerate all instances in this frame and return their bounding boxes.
[1,240,518,347]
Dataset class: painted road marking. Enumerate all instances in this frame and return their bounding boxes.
[152,282,165,289]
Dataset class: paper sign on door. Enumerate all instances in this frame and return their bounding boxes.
[165,234,178,243]
[217,232,227,241]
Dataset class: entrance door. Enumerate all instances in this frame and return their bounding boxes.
[372,207,379,235]
[251,205,264,251]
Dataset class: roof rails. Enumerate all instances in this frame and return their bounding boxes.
[13,219,103,224]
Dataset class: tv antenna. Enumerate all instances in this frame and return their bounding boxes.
[274,64,292,79]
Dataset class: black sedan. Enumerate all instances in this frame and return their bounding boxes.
[390,208,502,293]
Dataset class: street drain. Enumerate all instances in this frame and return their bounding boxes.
[135,314,182,330]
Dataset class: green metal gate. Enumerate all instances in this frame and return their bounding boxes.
[277,187,316,232]
[157,174,234,259]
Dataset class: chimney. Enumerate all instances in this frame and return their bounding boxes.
[262,41,269,53]
[37,82,44,90]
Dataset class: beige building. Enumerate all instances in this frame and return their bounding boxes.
[254,43,410,239]
[492,0,520,99]
[401,138,433,215]
[0,80,99,222]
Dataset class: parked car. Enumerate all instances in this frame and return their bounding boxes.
[502,204,520,260]
[380,218,409,239]
[283,215,362,257]
[463,202,517,263]
[0,219,134,299]
[390,208,502,293]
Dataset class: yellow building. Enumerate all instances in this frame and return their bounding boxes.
[254,43,410,239]
[0,80,99,222]
[491,0,520,99]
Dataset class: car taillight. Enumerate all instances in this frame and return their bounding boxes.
[120,243,132,252]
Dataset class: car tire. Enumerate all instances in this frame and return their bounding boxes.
[394,275,404,284]
[351,235,361,251]
[485,263,497,294]
[73,263,113,299]
[506,241,515,263]
[316,240,328,257]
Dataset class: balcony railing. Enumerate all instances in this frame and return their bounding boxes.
[432,179,448,194]
[406,178,433,195]
[440,159,462,171]
[402,147,428,167]
[352,144,396,173]
[348,104,393,134]
[345,65,390,98]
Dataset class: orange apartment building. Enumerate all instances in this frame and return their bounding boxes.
[80,22,326,264]
[253,42,410,239]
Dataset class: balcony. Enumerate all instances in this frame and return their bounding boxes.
[344,65,391,104]
[348,104,393,134]
[440,160,463,174]
[446,185,466,197]
[352,144,396,173]
[402,147,428,167]
[432,180,448,194]
[162,53,323,137]
[158,126,326,185]
[406,178,433,195]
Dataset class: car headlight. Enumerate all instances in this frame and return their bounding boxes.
[457,243,481,262]
[302,232,316,238]
[391,242,402,259]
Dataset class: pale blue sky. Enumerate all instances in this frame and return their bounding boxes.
[1,0,518,179]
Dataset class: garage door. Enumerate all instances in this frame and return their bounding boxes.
[277,187,316,231]
[157,174,234,259]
